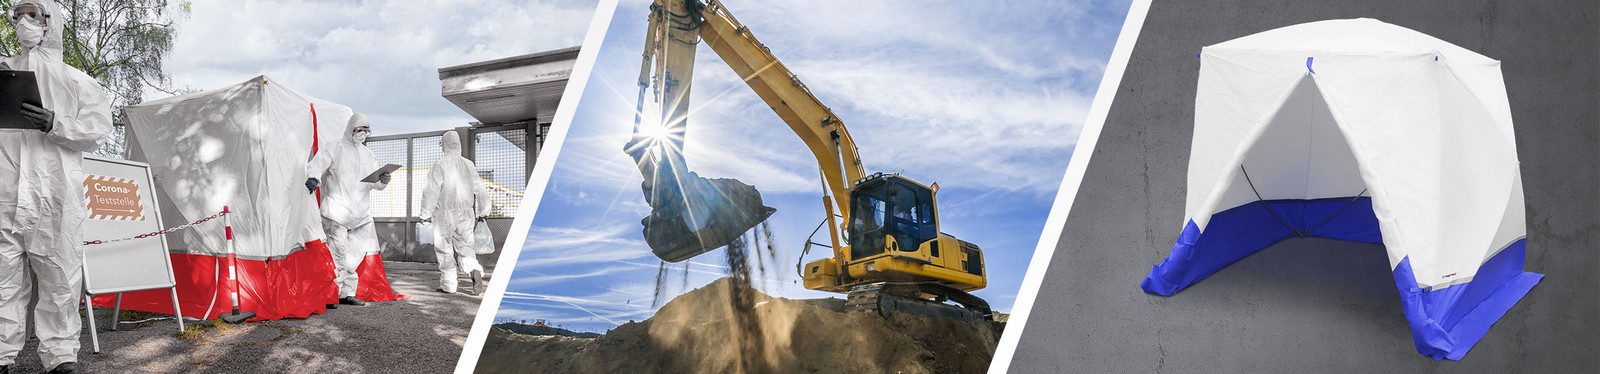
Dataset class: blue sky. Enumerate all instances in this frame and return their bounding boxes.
[150,0,597,135]
[500,0,1132,333]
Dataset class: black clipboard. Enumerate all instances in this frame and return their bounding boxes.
[361,164,402,183]
[0,70,44,130]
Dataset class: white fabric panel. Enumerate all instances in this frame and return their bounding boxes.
[1486,172,1527,264]
[124,76,354,258]
[1239,77,1316,201]
[1204,76,1367,225]
[1187,19,1523,289]
[1212,168,1262,220]
[1426,65,1519,287]
[1187,49,1310,224]
[1302,79,1364,200]
[1313,54,1443,278]
[263,82,354,244]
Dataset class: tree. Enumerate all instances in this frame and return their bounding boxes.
[1,0,187,158]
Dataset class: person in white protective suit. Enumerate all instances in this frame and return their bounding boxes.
[0,2,112,373]
[419,131,490,295]
[305,113,391,308]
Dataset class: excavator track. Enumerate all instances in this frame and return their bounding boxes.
[844,282,992,322]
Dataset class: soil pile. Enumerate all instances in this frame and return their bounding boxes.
[491,322,601,338]
[476,278,1005,373]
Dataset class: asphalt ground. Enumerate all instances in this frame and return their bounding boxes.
[1008,1,1599,372]
[8,260,492,373]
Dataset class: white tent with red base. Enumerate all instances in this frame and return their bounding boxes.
[95,75,406,321]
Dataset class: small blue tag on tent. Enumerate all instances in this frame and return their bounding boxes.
[1306,57,1315,74]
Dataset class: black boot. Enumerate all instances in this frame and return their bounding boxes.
[325,303,339,310]
[48,362,81,373]
[470,270,486,296]
[338,296,367,306]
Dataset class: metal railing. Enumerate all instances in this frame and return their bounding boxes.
[363,121,549,262]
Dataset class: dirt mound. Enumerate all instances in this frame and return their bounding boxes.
[491,322,602,338]
[476,278,1004,373]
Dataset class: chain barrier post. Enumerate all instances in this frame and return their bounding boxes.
[219,205,256,324]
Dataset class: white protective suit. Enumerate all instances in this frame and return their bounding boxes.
[0,0,113,369]
[420,131,490,293]
[306,113,388,299]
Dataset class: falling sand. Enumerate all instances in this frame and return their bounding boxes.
[649,221,777,371]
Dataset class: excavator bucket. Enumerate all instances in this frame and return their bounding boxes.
[628,0,775,263]
[640,173,775,262]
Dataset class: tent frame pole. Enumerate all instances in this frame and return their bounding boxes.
[1240,165,1302,237]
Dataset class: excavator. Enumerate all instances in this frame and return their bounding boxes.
[623,0,991,321]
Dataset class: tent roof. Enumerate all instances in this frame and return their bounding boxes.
[1208,18,1498,65]
[133,75,264,108]
[129,75,350,113]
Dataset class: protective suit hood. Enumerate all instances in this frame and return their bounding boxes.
[11,0,66,63]
[441,131,462,154]
[345,113,370,145]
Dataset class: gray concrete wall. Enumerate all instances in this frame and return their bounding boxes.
[1009,1,1599,372]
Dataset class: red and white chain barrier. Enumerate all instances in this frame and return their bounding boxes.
[222,206,247,318]
[82,207,230,246]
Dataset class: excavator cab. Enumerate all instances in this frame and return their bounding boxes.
[816,173,993,320]
[828,172,987,293]
[847,174,939,262]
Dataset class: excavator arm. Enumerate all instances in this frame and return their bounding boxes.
[633,0,864,257]
[693,0,868,220]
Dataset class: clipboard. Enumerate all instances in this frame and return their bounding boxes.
[0,70,44,130]
[361,164,402,183]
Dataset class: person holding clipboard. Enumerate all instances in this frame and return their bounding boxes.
[304,113,391,308]
[0,1,114,373]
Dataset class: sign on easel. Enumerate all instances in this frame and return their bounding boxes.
[79,156,184,353]
[80,156,175,294]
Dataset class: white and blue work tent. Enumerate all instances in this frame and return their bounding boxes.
[1139,19,1542,360]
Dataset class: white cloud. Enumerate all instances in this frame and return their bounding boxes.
[152,0,598,135]
[553,0,1122,195]
[517,225,653,267]
[509,265,641,288]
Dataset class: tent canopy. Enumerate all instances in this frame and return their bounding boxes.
[126,75,352,259]
[1142,19,1541,361]
[112,75,404,321]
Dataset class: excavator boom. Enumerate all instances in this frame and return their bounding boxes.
[629,0,990,319]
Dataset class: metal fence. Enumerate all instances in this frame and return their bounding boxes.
[366,122,548,262]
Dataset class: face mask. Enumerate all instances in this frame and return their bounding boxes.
[352,129,370,144]
[15,14,44,48]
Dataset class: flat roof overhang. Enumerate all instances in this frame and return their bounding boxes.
[439,46,579,125]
